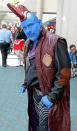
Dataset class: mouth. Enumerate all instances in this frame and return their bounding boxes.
[28,33,35,38]
[28,32,34,36]
[28,35,36,41]
[28,33,32,37]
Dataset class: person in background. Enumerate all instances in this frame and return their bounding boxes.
[69,44,77,77]
[8,24,14,53]
[12,23,27,66]
[0,24,13,67]
[7,3,71,131]
[69,44,77,68]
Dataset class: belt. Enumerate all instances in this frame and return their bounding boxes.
[34,88,43,96]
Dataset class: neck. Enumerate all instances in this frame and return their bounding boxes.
[33,39,38,46]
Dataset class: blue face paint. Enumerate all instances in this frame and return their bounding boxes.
[21,12,42,43]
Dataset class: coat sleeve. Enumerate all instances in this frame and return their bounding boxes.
[47,38,71,103]
[21,41,29,89]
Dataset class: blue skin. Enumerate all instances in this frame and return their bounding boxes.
[41,95,53,109]
[19,87,25,94]
[20,12,53,108]
[21,12,42,46]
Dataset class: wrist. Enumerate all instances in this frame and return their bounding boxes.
[19,86,26,93]
[41,95,53,108]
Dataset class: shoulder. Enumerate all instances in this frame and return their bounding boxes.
[45,32,65,49]
[46,32,58,40]
[56,37,68,49]
[46,32,66,45]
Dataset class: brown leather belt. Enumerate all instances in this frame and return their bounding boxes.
[34,88,43,96]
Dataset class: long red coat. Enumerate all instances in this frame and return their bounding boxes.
[24,27,71,131]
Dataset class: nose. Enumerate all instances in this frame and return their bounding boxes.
[26,28,32,36]
[28,31,32,35]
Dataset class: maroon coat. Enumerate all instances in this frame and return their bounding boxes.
[24,27,71,131]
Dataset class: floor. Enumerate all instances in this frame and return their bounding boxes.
[0,50,77,131]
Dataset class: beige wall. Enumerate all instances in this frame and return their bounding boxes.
[42,0,57,22]
[0,0,57,26]
[1,0,57,12]
[56,0,77,48]
[0,0,57,25]
[43,0,57,12]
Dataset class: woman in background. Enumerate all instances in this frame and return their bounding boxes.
[12,23,27,66]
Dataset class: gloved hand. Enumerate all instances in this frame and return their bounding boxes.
[41,95,53,109]
[19,86,26,94]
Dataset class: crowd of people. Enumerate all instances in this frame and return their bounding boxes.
[0,22,27,67]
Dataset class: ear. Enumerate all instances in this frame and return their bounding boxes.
[38,19,42,28]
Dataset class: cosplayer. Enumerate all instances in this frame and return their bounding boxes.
[7,3,71,131]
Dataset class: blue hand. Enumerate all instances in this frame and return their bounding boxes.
[19,87,25,94]
[41,95,53,109]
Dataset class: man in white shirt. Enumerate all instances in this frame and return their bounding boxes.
[0,24,13,67]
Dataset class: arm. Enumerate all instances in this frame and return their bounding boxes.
[57,38,71,86]
[42,38,71,106]
[19,79,27,94]
[19,42,28,94]
[11,38,14,44]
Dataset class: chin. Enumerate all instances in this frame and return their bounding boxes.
[30,38,36,41]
